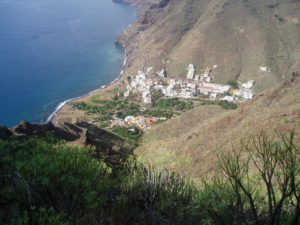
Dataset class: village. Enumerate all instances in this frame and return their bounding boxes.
[105,64,257,131]
[73,63,273,132]
[123,64,256,104]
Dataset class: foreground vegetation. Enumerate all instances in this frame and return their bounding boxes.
[1,131,299,225]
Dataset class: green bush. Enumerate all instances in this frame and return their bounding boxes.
[227,80,238,89]
[1,131,299,225]
[155,98,193,110]
[9,208,69,225]
[112,126,143,141]
[0,137,111,224]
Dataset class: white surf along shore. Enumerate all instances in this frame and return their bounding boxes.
[46,50,128,123]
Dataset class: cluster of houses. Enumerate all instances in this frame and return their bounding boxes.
[104,64,259,130]
[110,115,167,130]
[123,64,256,103]
[221,80,255,102]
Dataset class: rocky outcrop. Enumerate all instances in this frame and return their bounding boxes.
[7,120,134,165]
[11,120,80,141]
[0,126,12,140]
[75,122,133,165]
[12,120,55,135]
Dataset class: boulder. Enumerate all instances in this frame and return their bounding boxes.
[0,126,12,140]
[12,121,55,135]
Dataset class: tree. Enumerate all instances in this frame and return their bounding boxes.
[217,131,300,225]
[227,80,239,89]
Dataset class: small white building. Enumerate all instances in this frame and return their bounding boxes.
[124,90,130,98]
[221,95,235,102]
[260,66,271,72]
[187,83,197,90]
[179,89,194,98]
[146,67,154,74]
[143,96,152,104]
[242,80,255,89]
[157,69,167,78]
[210,93,218,100]
[237,89,254,100]
[154,85,164,91]
[125,116,135,123]
[186,64,195,79]
[200,82,231,94]
[137,71,147,80]
[142,91,152,104]
[198,86,215,95]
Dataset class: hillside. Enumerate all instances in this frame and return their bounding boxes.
[135,72,300,177]
[2,120,300,224]
[118,0,300,92]
[52,0,300,178]
[1,0,300,223]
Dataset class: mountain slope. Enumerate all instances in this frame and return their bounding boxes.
[135,72,300,177]
[119,0,300,92]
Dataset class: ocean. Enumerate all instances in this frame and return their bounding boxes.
[0,0,136,127]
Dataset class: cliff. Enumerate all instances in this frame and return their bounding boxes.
[1,120,135,166]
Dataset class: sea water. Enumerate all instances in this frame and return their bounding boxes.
[0,0,136,127]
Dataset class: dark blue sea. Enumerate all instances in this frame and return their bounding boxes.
[0,0,136,127]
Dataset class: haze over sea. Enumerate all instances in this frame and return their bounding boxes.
[0,0,136,127]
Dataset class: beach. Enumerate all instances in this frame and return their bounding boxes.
[48,51,128,125]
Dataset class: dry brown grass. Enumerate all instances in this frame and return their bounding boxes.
[118,0,300,92]
[135,73,300,178]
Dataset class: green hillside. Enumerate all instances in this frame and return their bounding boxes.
[1,129,299,224]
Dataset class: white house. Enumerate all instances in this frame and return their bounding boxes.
[221,95,235,102]
[125,116,135,123]
[198,86,215,95]
[186,64,195,79]
[146,67,154,74]
[260,66,271,72]
[242,80,255,89]
[143,96,152,104]
[237,89,254,99]
[124,90,130,98]
[210,93,218,100]
[157,69,167,78]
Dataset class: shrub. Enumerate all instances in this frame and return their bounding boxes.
[155,98,193,110]
[227,80,239,89]
[0,137,111,224]
[1,131,299,225]
[112,126,143,141]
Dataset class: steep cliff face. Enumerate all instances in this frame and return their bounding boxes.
[118,0,300,92]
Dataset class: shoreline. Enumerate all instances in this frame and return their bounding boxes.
[47,50,128,124]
